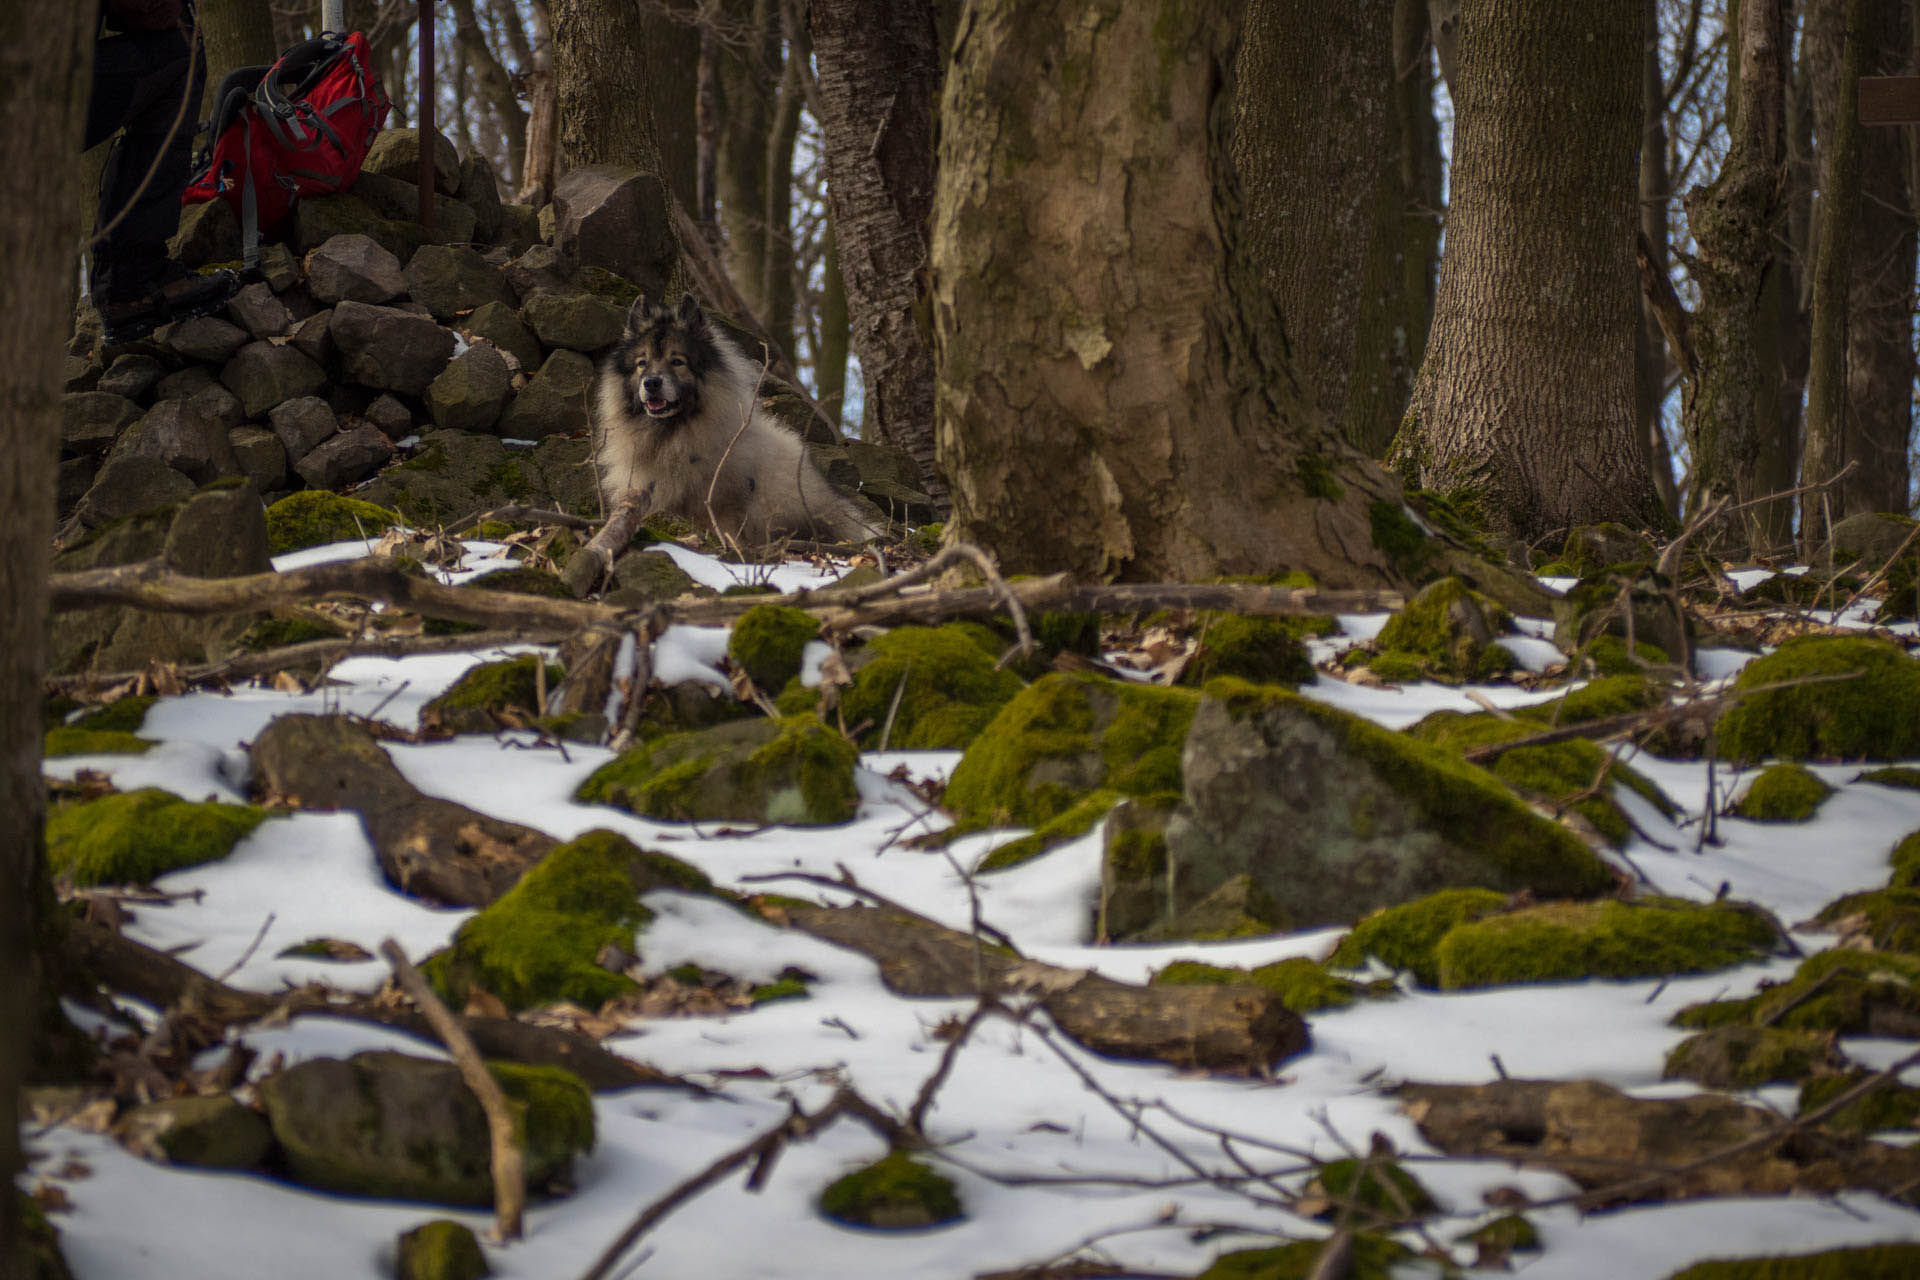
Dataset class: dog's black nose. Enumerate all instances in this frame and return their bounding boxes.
[642,375,664,396]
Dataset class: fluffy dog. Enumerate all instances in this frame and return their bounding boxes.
[591,296,878,547]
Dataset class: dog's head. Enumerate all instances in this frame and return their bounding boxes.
[611,295,721,424]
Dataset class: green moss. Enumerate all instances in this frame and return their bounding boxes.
[1363,651,1427,683]
[1410,487,1501,562]
[396,1219,487,1280]
[748,976,810,1004]
[817,1150,963,1230]
[1732,763,1833,822]
[728,605,821,692]
[65,695,155,733]
[1798,1068,1920,1134]
[1535,560,1576,576]
[1328,888,1509,986]
[16,1188,76,1280]
[1812,888,1920,954]
[422,829,658,1011]
[575,265,640,306]
[1179,614,1315,687]
[977,788,1120,871]
[1661,1244,1920,1279]
[1716,636,1920,764]
[910,522,943,554]
[490,1059,596,1166]
[1197,1236,1419,1279]
[1673,949,1920,1033]
[238,614,347,651]
[1311,1157,1436,1220]
[1460,1214,1540,1256]
[466,566,573,598]
[1296,453,1344,501]
[576,715,860,826]
[264,491,402,555]
[472,519,516,540]
[1372,577,1513,682]
[839,624,1024,750]
[421,656,565,732]
[1434,898,1779,991]
[1891,829,1920,888]
[1585,633,1671,675]
[1368,498,1431,576]
[47,789,273,885]
[1860,767,1920,792]
[1151,956,1359,1014]
[944,673,1197,832]
[1407,709,1651,847]
[1662,1026,1841,1087]
[43,728,153,757]
[486,458,535,501]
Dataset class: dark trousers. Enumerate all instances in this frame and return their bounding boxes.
[87,25,202,302]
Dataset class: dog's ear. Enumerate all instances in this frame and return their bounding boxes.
[675,295,705,332]
[626,295,654,335]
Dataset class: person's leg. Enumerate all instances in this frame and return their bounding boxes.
[89,26,201,303]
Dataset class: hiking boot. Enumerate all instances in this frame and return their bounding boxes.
[97,266,242,345]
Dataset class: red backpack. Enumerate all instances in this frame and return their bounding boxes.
[182,30,390,270]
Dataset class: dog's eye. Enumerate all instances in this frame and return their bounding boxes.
[670,356,688,368]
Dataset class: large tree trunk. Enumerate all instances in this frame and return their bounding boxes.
[1390,0,1662,543]
[1680,0,1789,554]
[931,0,1404,585]
[552,0,696,203]
[195,0,278,117]
[816,216,850,424]
[714,0,779,319]
[810,0,945,505]
[1379,0,1446,459]
[1635,0,1679,515]
[2,2,91,1273]
[759,17,801,364]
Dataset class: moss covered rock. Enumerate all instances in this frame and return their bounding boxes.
[977,788,1124,872]
[263,490,401,554]
[1198,1233,1425,1280]
[259,1051,593,1206]
[397,1220,488,1280]
[1327,888,1510,986]
[1732,763,1833,822]
[1307,1157,1436,1220]
[1432,898,1780,991]
[1096,793,1181,939]
[118,1095,274,1170]
[839,623,1025,750]
[1368,576,1513,682]
[728,605,820,693]
[423,828,706,1011]
[577,714,859,826]
[419,655,565,735]
[1661,1026,1846,1089]
[1552,565,1692,670]
[1892,829,1920,889]
[817,1150,963,1230]
[47,789,273,886]
[1164,681,1614,933]
[1559,522,1654,577]
[44,696,158,757]
[1798,1068,1920,1135]
[1811,888,1920,954]
[1151,956,1360,1014]
[237,611,349,651]
[1661,1244,1920,1280]
[1178,613,1316,687]
[1716,636,1920,764]
[1673,949,1920,1036]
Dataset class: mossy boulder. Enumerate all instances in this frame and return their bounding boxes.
[1151,957,1360,1014]
[1558,522,1654,577]
[576,714,859,826]
[1127,873,1285,942]
[728,605,820,693]
[1799,1069,1920,1135]
[47,789,273,886]
[396,1220,488,1280]
[944,672,1196,830]
[1307,1157,1437,1220]
[118,1095,274,1170]
[977,787,1124,872]
[1811,888,1920,954]
[423,828,707,1012]
[44,694,159,758]
[419,656,565,735]
[16,1190,77,1280]
[1327,888,1510,986]
[1892,829,1920,888]
[1732,763,1833,822]
[1198,1233,1424,1280]
[1459,1214,1540,1266]
[816,1150,963,1230]
[264,490,402,554]
[1178,613,1316,687]
[839,623,1026,750]
[1715,636,1920,764]
[1673,949,1920,1037]
[1661,1026,1847,1089]
[1432,898,1780,991]
[1661,1244,1920,1280]
[1552,566,1691,671]
[1161,681,1614,934]
[1096,793,1181,939]
[258,1051,593,1206]
[1583,632,1672,675]
[1368,576,1513,682]
[238,610,350,651]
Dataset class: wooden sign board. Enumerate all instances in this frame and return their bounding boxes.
[1861,76,1920,125]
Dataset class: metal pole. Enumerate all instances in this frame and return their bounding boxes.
[418,0,436,233]
[321,0,345,32]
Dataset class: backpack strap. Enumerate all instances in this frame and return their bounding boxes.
[237,114,261,274]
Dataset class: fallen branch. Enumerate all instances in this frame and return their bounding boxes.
[443,504,598,537]
[382,938,525,1242]
[563,490,651,598]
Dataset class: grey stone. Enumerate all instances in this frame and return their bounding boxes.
[402,244,514,320]
[186,382,245,432]
[396,1221,486,1280]
[305,233,405,305]
[1826,512,1919,574]
[62,392,141,457]
[426,343,513,433]
[169,198,241,266]
[355,430,548,526]
[154,366,219,402]
[497,202,541,253]
[496,349,593,437]
[230,426,288,493]
[120,1095,273,1170]
[364,394,414,439]
[328,300,456,395]
[72,455,195,528]
[851,477,936,527]
[463,301,540,374]
[361,128,461,196]
[501,243,571,303]
[258,242,301,292]
[457,152,505,244]
[111,400,237,483]
[161,315,250,363]
[97,354,165,401]
[289,309,333,366]
[551,165,676,299]
[294,424,393,489]
[294,193,424,261]
[351,171,477,247]
[522,291,624,353]
[268,395,340,461]
[58,457,96,518]
[222,341,326,417]
[64,355,102,393]
[227,281,294,340]
[529,434,599,517]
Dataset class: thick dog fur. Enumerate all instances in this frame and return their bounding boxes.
[592,296,877,547]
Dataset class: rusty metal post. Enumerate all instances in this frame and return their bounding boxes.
[418,0,436,233]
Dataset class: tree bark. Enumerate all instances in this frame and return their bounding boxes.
[714,0,778,319]
[931,0,1407,584]
[810,0,945,506]
[816,215,850,424]
[2,1,91,1273]
[1382,0,1446,457]
[195,0,278,117]
[1680,0,1790,555]
[552,0,696,203]
[760,11,801,363]
[1391,0,1662,543]
[1635,0,1680,515]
